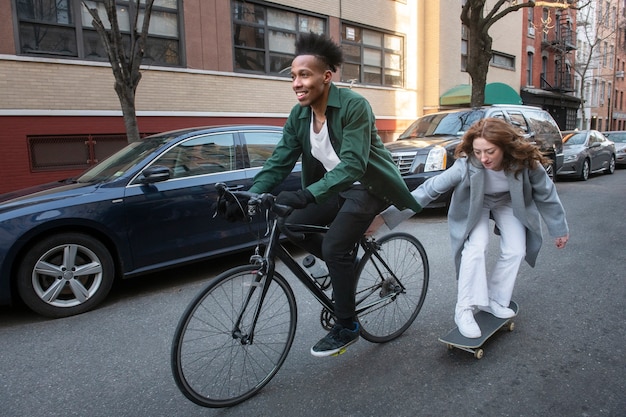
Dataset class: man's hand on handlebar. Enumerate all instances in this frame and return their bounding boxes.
[275,189,314,209]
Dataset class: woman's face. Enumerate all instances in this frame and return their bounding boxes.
[472,137,504,170]
[290,54,331,108]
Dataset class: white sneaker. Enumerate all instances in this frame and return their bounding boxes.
[479,300,516,319]
[454,307,481,338]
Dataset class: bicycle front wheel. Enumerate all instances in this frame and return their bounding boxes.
[171,266,297,408]
[356,232,429,343]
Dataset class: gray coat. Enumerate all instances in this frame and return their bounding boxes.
[382,157,569,277]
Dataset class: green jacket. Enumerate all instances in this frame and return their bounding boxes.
[249,83,421,212]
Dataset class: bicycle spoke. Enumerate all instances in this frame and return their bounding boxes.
[356,233,429,343]
[172,267,296,407]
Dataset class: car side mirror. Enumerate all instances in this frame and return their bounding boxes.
[590,142,601,148]
[140,165,171,184]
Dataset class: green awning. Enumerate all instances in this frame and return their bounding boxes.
[440,82,522,106]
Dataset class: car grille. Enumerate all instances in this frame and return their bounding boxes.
[391,151,418,174]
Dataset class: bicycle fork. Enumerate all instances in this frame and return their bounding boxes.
[231,221,282,346]
[231,265,273,346]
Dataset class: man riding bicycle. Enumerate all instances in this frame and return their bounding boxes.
[221,32,421,357]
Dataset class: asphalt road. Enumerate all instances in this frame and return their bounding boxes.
[1,169,625,417]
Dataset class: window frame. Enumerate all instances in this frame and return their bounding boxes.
[13,0,183,66]
[231,0,327,76]
[340,22,405,88]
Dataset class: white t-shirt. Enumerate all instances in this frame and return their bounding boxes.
[309,119,340,172]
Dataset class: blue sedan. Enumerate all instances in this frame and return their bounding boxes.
[0,125,301,318]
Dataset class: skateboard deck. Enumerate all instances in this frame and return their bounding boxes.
[439,300,519,359]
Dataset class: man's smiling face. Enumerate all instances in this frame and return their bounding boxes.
[291,54,331,108]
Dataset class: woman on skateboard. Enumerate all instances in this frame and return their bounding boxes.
[368,118,569,338]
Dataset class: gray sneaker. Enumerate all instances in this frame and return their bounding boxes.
[310,322,360,357]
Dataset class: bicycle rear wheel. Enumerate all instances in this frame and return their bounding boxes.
[171,265,297,408]
[356,232,429,343]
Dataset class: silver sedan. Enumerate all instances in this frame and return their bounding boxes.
[557,130,616,180]
[603,131,626,167]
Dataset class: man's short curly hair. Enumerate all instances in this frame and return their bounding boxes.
[295,32,344,73]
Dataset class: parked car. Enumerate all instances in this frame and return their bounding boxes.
[384,105,564,207]
[0,125,301,318]
[602,131,626,167]
[557,130,616,180]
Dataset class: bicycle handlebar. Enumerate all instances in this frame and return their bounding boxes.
[215,183,305,241]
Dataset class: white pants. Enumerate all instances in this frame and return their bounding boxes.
[457,201,526,309]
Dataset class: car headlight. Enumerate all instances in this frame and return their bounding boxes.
[563,154,578,163]
[424,146,447,172]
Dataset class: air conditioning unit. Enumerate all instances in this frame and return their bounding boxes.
[528,26,535,36]
[616,71,625,79]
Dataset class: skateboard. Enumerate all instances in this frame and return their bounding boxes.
[438,300,519,359]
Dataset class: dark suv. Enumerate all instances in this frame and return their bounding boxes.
[385,105,563,207]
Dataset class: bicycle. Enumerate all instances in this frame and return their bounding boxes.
[171,183,429,408]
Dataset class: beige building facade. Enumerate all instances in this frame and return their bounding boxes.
[1,0,523,193]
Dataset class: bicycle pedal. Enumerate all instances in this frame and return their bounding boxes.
[331,347,347,357]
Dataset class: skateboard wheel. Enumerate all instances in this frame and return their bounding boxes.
[507,322,515,332]
[474,349,484,359]
[447,344,454,350]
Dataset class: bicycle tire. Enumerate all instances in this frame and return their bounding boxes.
[355,232,429,343]
[171,265,297,408]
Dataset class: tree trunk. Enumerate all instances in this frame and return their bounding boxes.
[467,31,492,107]
[82,0,154,143]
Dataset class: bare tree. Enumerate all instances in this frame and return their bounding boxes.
[574,2,620,129]
[462,1,582,107]
[82,0,155,143]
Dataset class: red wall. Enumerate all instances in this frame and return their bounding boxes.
[1,115,402,194]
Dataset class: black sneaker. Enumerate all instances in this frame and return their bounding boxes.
[310,322,360,357]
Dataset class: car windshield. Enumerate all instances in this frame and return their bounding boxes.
[398,110,486,139]
[564,132,587,145]
[77,133,177,183]
[605,132,626,143]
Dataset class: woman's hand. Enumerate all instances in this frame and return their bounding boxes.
[555,234,569,249]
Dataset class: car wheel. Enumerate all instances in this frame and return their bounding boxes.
[604,155,615,175]
[17,233,115,318]
[579,159,590,181]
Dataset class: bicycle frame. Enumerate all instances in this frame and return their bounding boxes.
[233,212,407,346]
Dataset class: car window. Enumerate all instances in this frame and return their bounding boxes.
[605,132,626,142]
[399,110,486,139]
[242,131,283,168]
[506,111,529,134]
[155,133,237,178]
[566,132,587,145]
[527,110,560,136]
[489,111,506,120]
[77,134,174,183]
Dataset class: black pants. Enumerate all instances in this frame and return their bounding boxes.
[286,185,388,322]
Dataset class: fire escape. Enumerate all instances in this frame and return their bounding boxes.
[540,12,576,93]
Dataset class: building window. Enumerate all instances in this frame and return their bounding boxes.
[528,7,535,37]
[28,134,131,172]
[340,23,404,87]
[542,9,549,42]
[15,0,181,66]
[461,24,468,72]
[232,1,326,75]
[491,51,515,70]
[541,55,548,88]
[527,52,534,86]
